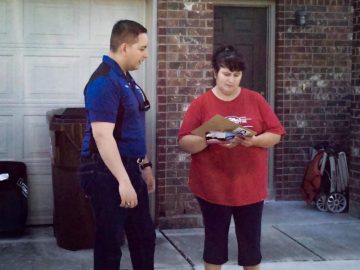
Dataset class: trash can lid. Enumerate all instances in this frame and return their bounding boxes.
[62,108,87,117]
[52,108,86,123]
[49,108,87,131]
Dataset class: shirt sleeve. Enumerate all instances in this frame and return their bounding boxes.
[178,97,203,140]
[257,93,286,135]
[85,77,120,123]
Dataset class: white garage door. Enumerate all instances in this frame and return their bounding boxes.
[0,0,147,224]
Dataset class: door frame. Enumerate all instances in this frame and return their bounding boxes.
[145,0,158,218]
[213,0,276,199]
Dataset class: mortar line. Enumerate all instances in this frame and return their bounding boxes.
[272,225,326,261]
[159,229,196,269]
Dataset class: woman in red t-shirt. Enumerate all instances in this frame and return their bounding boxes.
[178,46,285,270]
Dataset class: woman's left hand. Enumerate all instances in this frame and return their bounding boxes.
[238,135,257,147]
[220,136,257,148]
[221,132,281,149]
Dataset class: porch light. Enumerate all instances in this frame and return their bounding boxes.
[295,10,307,27]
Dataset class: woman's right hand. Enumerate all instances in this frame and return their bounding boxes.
[179,135,208,154]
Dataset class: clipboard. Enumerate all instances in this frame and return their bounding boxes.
[191,115,256,138]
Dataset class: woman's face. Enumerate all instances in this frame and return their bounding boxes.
[215,67,242,96]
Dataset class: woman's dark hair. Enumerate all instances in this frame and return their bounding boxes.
[212,46,245,73]
[110,20,147,52]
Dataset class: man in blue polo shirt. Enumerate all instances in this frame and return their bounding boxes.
[80,20,156,270]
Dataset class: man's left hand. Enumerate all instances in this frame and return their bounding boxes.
[141,167,156,193]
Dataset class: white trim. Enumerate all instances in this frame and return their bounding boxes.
[213,1,277,199]
[267,2,276,200]
[145,0,157,219]
[213,0,275,7]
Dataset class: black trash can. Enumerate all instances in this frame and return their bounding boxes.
[49,107,95,250]
[0,161,28,235]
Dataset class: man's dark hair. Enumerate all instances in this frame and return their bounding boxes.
[212,46,246,73]
[110,20,147,52]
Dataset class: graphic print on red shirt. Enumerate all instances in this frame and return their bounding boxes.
[225,116,254,129]
[178,88,286,206]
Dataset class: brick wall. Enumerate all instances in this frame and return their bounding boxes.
[156,0,355,228]
[156,0,213,228]
[275,0,353,200]
[349,0,360,217]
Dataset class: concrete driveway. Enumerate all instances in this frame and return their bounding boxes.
[0,201,359,270]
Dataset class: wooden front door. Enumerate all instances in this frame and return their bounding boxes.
[214,6,268,97]
[214,5,276,199]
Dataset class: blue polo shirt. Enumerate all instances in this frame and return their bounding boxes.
[81,55,147,158]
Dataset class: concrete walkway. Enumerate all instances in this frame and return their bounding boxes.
[0,201,359,270]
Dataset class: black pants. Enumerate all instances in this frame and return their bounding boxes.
[79,154,156,270]
[197,197,263,266]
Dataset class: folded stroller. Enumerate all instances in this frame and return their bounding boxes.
[300,142,349,213]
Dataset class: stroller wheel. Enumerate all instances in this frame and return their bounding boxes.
[315,193,328,212]
[326,193,347,213]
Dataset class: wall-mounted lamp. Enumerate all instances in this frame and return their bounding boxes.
[295,10,307,27]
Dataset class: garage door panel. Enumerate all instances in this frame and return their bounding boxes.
[25,155,54,225]
[24,0,81,43]
[0,1,8,35]
[26,173,53,225]
[23,55,82,102]
[23,115,50,160]
[0,115,16,159]
[89,56,103,75]
[1,0,148,225]
[25,161,51,175]
[0,54,16,101]
[0,0,18,43]
[90,0,145,43]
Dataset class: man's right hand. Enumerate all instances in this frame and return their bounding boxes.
[119,181,138,208]
[91,122,139,209]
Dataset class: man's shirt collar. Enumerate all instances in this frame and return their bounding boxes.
[102,55,127,78]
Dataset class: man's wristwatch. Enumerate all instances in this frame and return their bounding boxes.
[140,161,152,170]
[137,158,152,170]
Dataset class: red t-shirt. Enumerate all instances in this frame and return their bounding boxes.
[178,88,286,206]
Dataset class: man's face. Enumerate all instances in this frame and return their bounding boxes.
[125,33,148,71]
